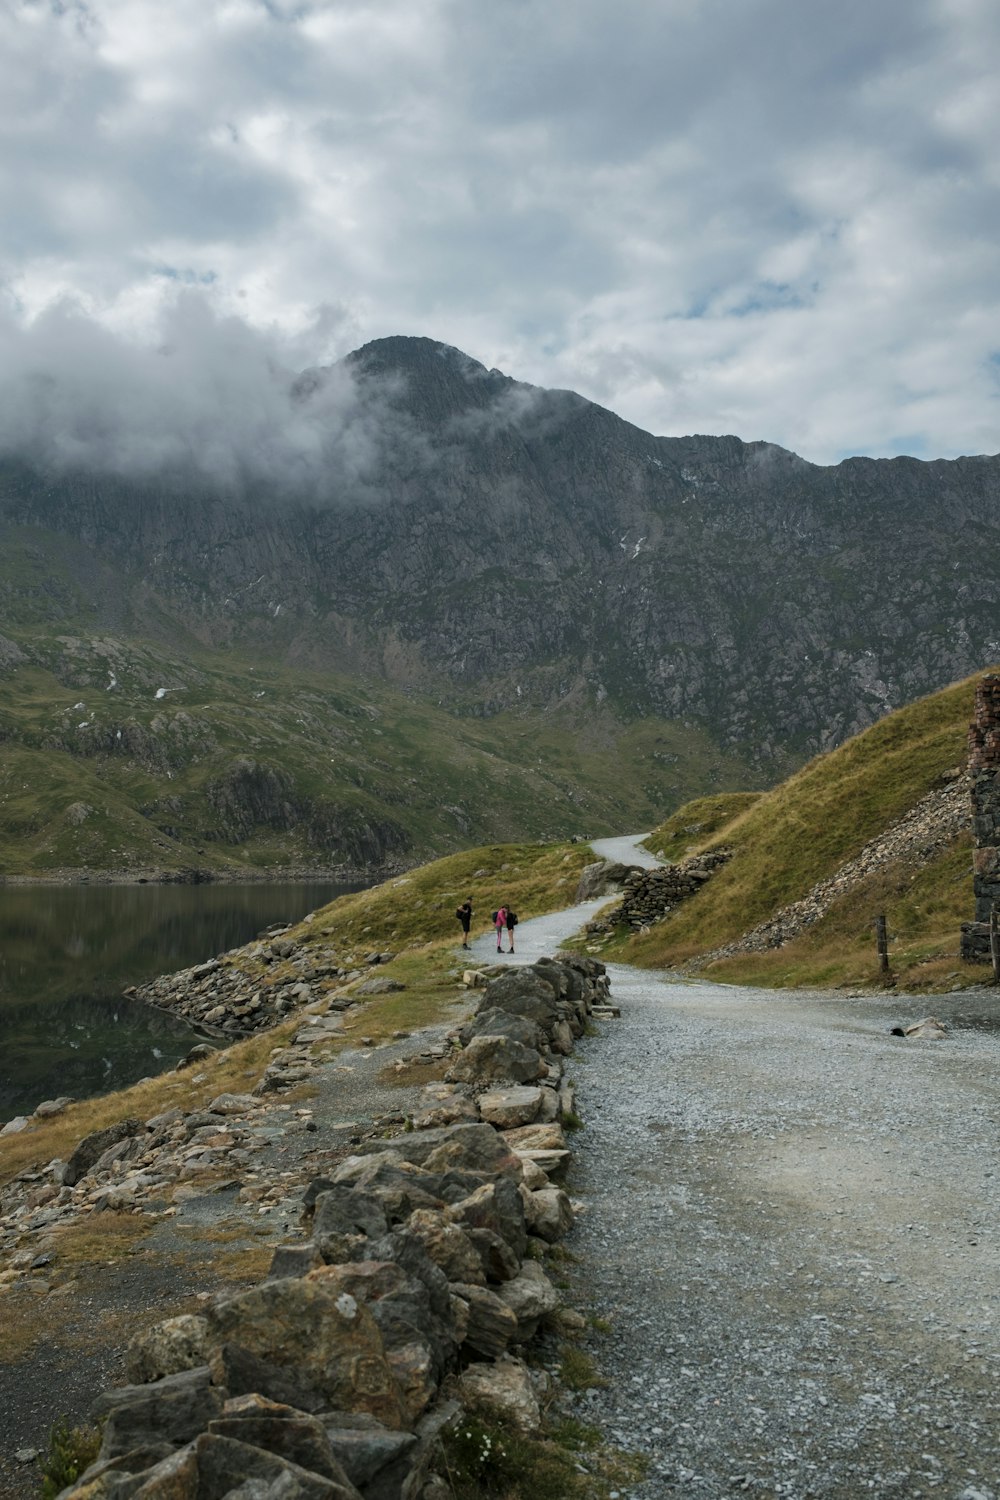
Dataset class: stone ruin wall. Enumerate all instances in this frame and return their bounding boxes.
[961,673,1000,960]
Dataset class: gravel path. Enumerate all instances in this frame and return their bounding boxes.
[466,896,610,964]
[464,833,655,963]
[563,965,1000,1500]
[590,835,664,870]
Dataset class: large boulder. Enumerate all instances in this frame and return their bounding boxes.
[359,1229,457,1341]
[405,1209,485,1286]
[549,1018,576,1056]
[125,1316,211,1385]
[268,1244,325,1280]
[349,1123,521,1180]
[322,1415,419,1500]
[495,1261,560,1341]
[62,1119,144,1186]
[477,972,559,1029]
[521,1185,574,1242]
[207,1393,359,1491]
[329,1155,446,1222]
[450,1283,519,1359]
[409,1086,480,1129]
[124,1431,360,1499]
[459,1009,547,1052]
[95,1368,222,1462]
[312,1186,390,1261]
[477,1086,544,1129]
[574,861,636,901]
[465,1228,520,1284]
[208,1343,328,1415]
[534,957,586,1006]
[503,1122,567,1154]
[204,1277,406,1428]
[458,1356,543,1433]
[444,1179,527,1261]
[445,1035,547,1086]
[308,1262,448,1424]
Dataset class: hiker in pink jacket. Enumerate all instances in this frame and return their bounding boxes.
[493,906,507,952]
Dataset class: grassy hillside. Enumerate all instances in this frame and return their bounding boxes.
[640,792,763,862]
[0,626,755,877]
[616,672,986,991]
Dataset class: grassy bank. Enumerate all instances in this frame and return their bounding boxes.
[614,672,988,992]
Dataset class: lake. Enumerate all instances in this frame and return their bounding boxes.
[0,881,357,1121]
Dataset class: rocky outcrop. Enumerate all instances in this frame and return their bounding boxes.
[204,760,410,866]
[52,956,614,1500]
[131,929,357,1037]
[574,860,638,901]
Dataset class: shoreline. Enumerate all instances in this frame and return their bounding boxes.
[0,860,409,888]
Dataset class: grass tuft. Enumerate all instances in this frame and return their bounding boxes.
[40,1417,102,1500]
[559,1346,606,1392]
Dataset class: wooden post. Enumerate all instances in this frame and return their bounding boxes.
[991,905,1000,985]
[875,914,889,976]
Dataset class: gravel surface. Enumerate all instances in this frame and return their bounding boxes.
[590,835,664,870]
[563,964,1000,1500]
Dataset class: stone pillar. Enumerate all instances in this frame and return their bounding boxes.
[961,675,1000,959]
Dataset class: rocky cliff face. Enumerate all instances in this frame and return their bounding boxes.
[1,334,999,779]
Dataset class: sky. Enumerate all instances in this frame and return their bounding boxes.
[1,0,999,471]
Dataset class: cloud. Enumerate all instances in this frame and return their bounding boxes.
[0,292,388,495]
[0,0,998,464]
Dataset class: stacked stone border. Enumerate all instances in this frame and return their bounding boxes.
[962,673,1000,962]
[56,955,614,1500]
[578,851,731,935]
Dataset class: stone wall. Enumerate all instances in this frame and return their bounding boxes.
[586,851,731,933]
[961,675,1000,961]
[56,956,615,1500]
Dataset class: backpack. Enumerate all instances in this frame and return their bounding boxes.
[507,911,518,926]
[491,910,499,924]
[455,907,464,922]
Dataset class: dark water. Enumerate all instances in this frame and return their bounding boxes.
[0,882,356,1120]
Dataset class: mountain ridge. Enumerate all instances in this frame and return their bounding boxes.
[0,334,997,872]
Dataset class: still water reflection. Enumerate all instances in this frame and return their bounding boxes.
[0,882,355,1119]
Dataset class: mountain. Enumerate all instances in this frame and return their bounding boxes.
[0,334,996,875]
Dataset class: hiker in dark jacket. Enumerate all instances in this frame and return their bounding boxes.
[505,905,518,953]
[456,898,473,948]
